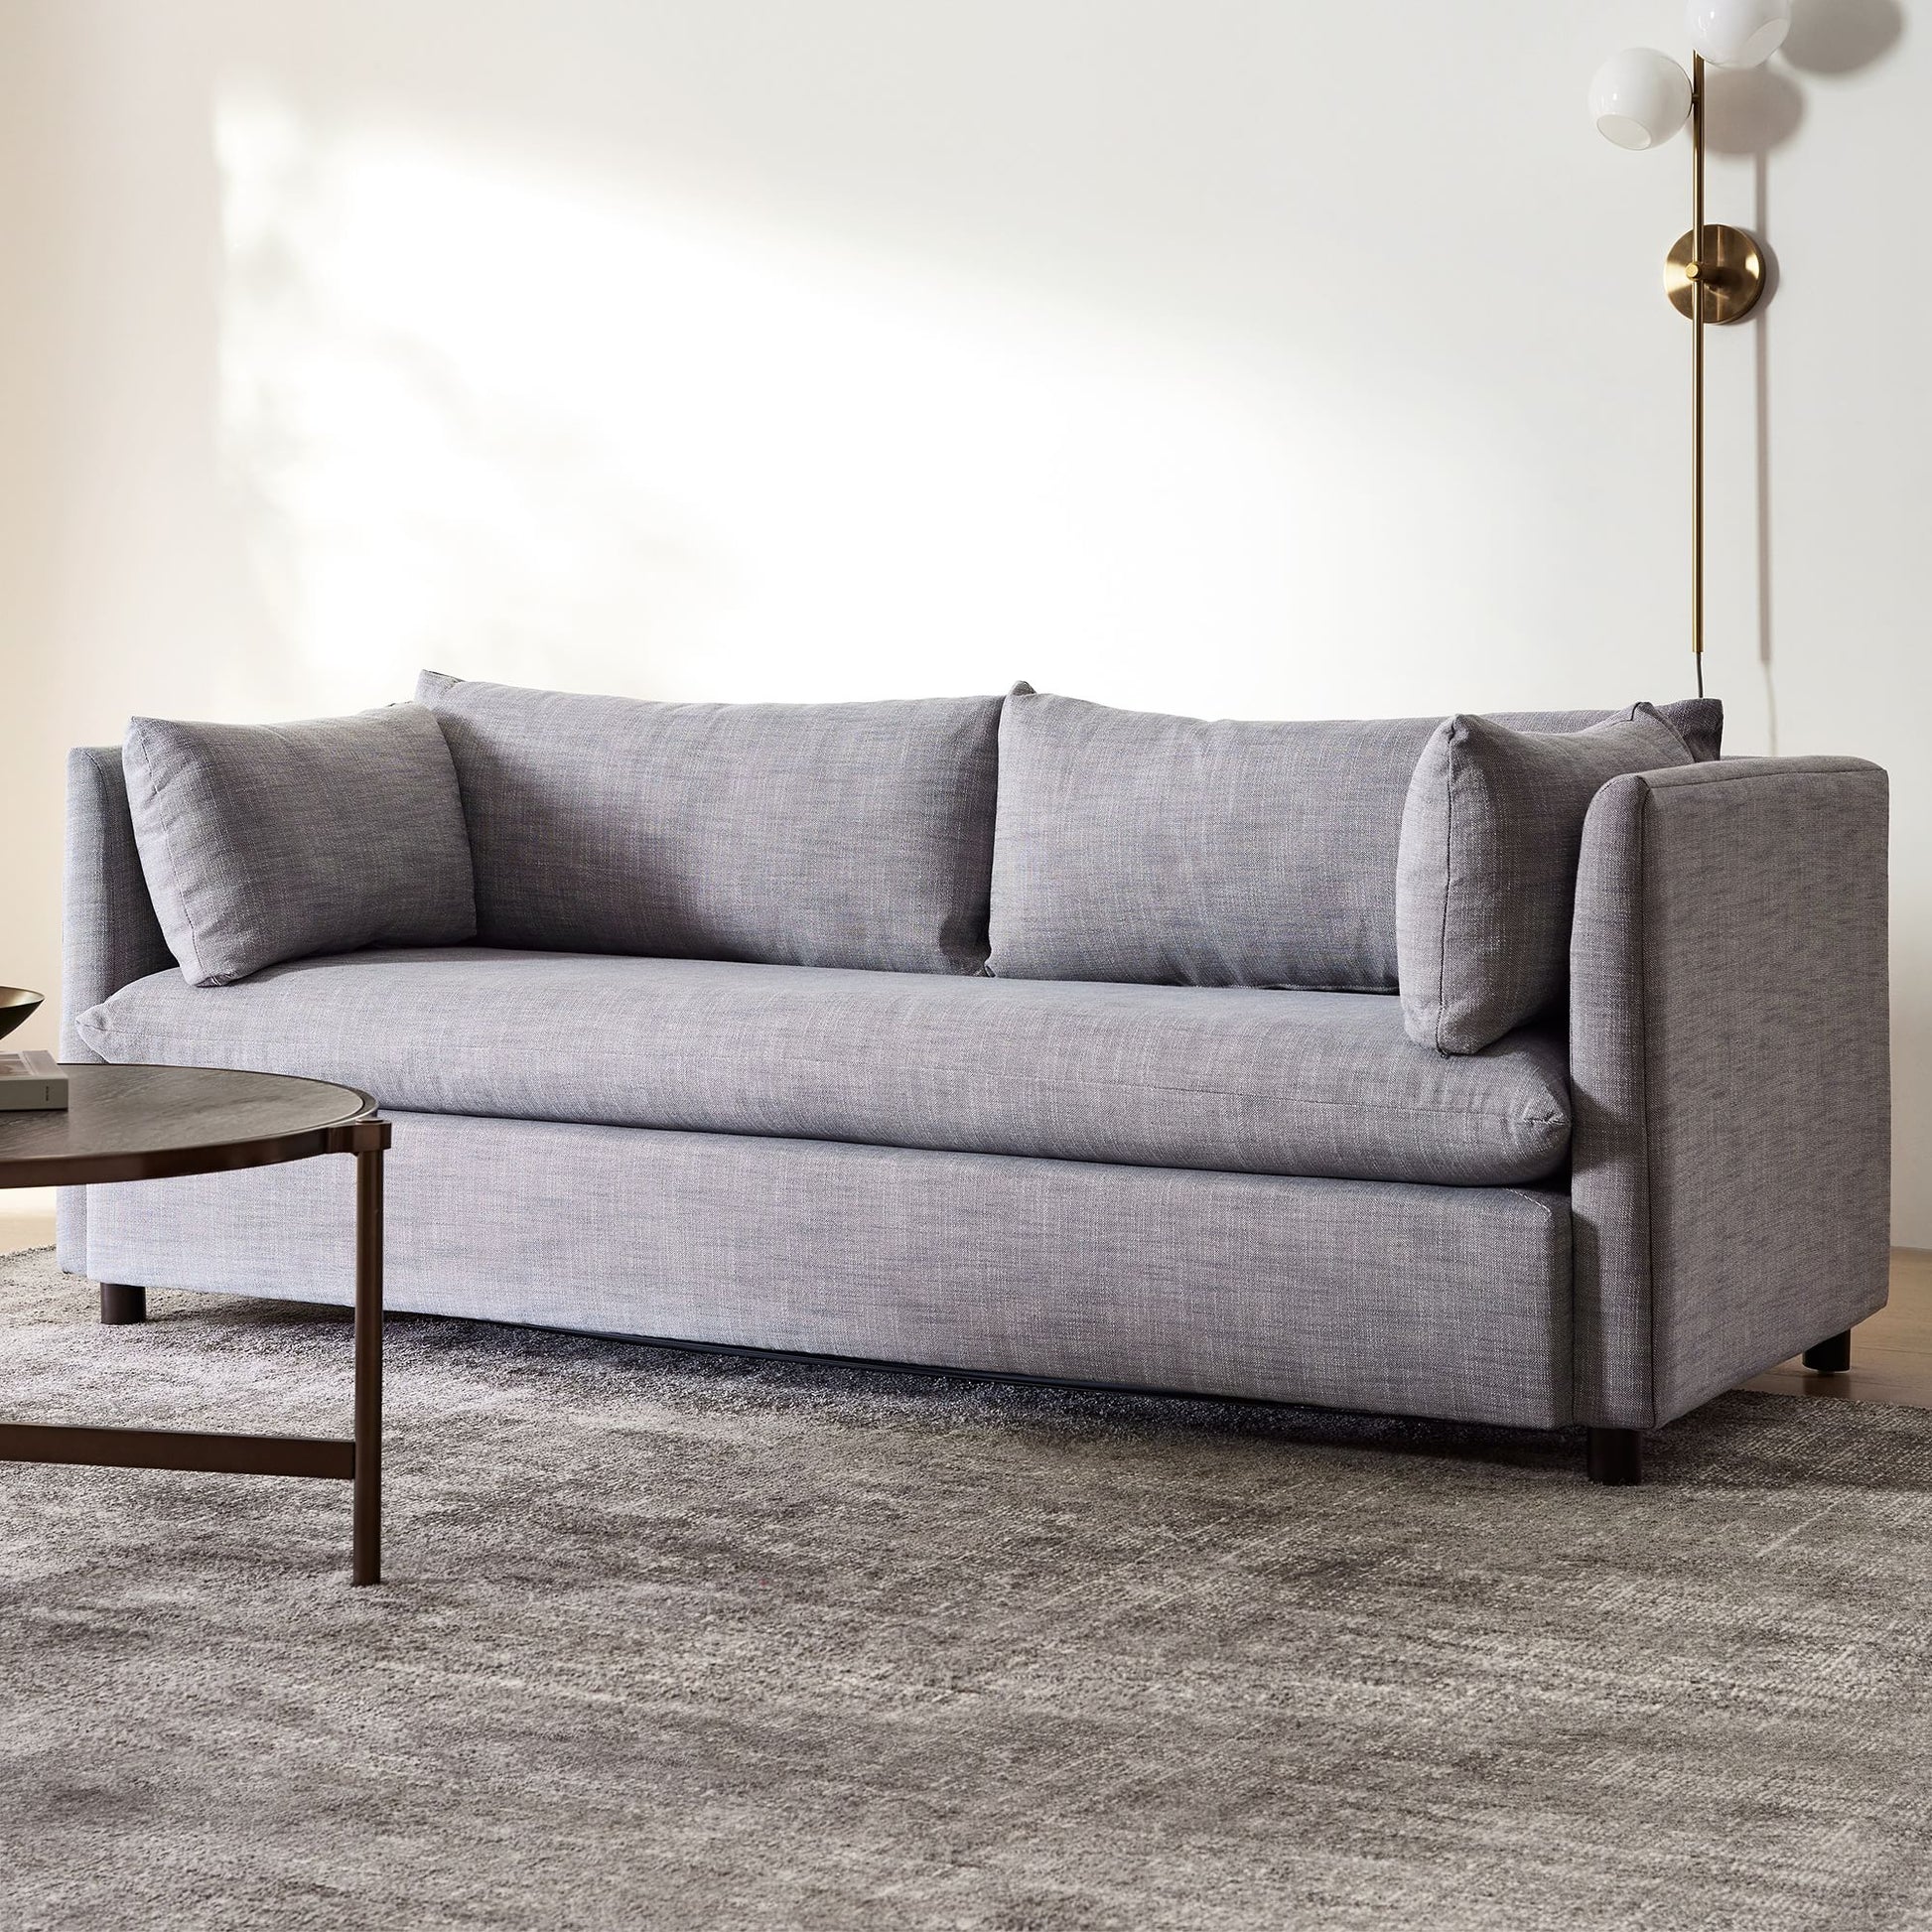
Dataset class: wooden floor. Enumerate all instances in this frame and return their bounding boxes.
[1740,1247,1932,1409]
[1,1185,1927,1408]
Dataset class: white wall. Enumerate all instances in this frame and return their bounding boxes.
[3,0,1926,1234]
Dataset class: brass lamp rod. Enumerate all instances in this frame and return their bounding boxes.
[1690,53,1706,699]
[1662,65,1762,700]
[1598,42,1768,699]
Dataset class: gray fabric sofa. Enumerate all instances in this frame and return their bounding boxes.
[59,678,1891,1481]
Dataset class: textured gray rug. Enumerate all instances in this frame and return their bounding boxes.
[2,1245,1931,1931]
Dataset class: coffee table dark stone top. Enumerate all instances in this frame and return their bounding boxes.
[0,1064,379,1189]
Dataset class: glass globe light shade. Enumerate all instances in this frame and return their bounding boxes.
[1589,49,1693,151]
[1688,0,1791,68]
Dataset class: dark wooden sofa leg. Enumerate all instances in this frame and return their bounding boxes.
[98,1283,146,1325]
[1803,1328,1852,1374]
[1587,1428,1642,1486]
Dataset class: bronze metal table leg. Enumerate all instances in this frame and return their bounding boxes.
[1,1070,390,1586]
[352,1143,383,1586]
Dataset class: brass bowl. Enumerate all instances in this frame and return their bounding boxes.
[0,988,44,1042]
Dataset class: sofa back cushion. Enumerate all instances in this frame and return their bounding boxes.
[416,672,1005,973]
[1396,706,1696,1053]
[987,690,1721,991]
[122,703,476,987]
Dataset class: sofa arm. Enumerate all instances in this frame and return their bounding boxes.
[63,746,171,1061]
[1569,756,1890,1429]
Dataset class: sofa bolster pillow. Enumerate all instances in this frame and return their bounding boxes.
[122,704,477,987]
[1396,705,1694,1054]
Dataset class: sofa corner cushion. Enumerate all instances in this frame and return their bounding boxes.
[121,704,476,987]
[1396,705,1695,1054]
[1655,697,1722,762]
[415,671,1005,974]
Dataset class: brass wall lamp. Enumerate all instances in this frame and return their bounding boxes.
[1588,0,1791,696]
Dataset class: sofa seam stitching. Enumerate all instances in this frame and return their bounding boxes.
[1433,734,1454,1052]
[1637,782,1659,1432]
[1644,763,1884,794]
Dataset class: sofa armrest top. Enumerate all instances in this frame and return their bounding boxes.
[1617,752,1886,793]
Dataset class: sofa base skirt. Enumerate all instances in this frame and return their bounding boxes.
[59,1112,1574,1431]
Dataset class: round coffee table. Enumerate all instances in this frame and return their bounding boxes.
[0,1064,392,1585]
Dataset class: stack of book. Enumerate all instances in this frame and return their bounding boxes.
[0,1050,68,1112]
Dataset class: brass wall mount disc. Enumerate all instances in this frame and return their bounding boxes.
[1665,224,1765,324]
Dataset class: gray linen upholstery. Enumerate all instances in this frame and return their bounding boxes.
[417,672,1004,974]
[1570,758,1890,1429]
[75,951,1572,1185]
[1396,706,1694,1054]
[122,705,476,987]
[62,747,172,1060]
[59,747,175,1278]
[69,1110,1575,1429]
[65,690,1888,1450]
[988,692,1721,991]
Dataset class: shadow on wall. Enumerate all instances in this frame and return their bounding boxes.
[211,90,1342,714]
[1701,0,1904,753]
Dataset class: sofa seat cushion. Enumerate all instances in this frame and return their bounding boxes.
[75,950,1572,1186]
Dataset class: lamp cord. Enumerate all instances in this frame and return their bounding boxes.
[1692,52,1706,701]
